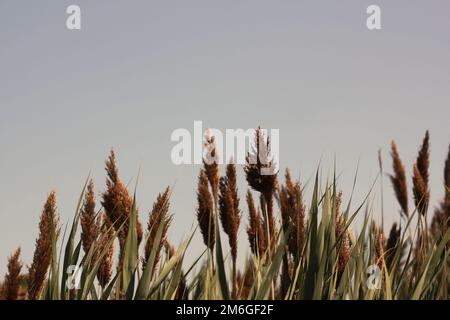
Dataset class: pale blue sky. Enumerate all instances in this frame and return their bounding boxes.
[1,1,450,274]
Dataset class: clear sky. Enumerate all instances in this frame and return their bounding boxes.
[1,1,450,274]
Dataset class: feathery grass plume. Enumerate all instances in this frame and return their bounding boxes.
[335,192,350,280]
[28,191,59,300]
[196,169,215,251]
[80,178,100,255]
[385,223,401,270]
[144,186,173,274]
[279,169,305,258]
[203,129,220,199]
[412,164,429,216]
[416,131,430,187]
[412,131,430,216]
[97,212,114,288]
[390,141,409,217]
[244,127,278,245]
[101,149,143,269]
[219,161,241,297]
[246,190,266,256]
[2,248,22,300]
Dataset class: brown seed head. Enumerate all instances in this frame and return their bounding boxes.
[196,170,215,251]
[80,179,100,255]
[385,223,401,270]
[413,164,430,216]
[390,141,409,217]
[28,191,59,300]
[279,169,305,257]
[416,130,430,187]
[101,149,143,269]
[144,186,173,274]
[219,161,241,265]
[2,248,22,300]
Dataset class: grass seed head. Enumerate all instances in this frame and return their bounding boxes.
[196,169,215,251]
[28,191,59,300]
[144,186,173,274]
[390,141,409,217]
[80,178,100,255]
[101,149,143,270]
[2,248,22,300]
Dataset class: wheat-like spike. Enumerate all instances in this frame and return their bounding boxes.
[416,130,430,187]
[413,164,429,216]
[144,186,173,274]
[411,131,430,217]
[219,161,241,298]
[219,162,240,260]
[28,191,59,300]
[80,178,100,255]
[2,248,22,300]
[101,149,143,270]
[197,169,215,251]
[279,169,305,258]
[385,223,401,270]
[390,141,409,217]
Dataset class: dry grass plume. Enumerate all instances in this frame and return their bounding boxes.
[196,169,215,252]
[390,141,409,217]
[28,191,59,300]
[101,149,143,270]
[144,186,173,275]
[1,248,22,300]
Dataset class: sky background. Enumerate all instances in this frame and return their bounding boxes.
[1,0,450,275]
